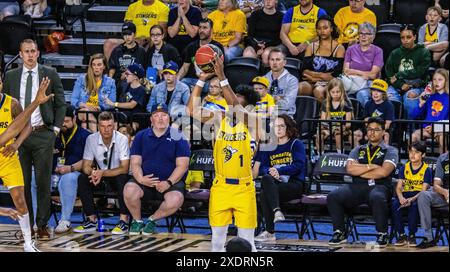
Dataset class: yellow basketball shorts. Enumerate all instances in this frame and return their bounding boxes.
[209,176,257,229]
[0,154,24,188]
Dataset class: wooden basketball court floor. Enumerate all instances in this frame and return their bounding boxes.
[0,224,447,252]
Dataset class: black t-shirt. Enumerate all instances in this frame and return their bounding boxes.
[182,40,224,79]
[108,43,146,81]
[119,85,146,115]
[166,89,174,105]
[364,100,395,121]
[247,9,283,48]
[167,6,202,55]
[320,101,353,121]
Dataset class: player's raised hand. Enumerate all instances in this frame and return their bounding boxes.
[211,53,226,80]
[34,77,53,105]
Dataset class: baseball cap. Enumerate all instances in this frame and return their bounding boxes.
[251,76,270,89]
[127,63,145,79]
[122,22,136,35]
[161,61,179,75]
[370,79,388,93]
[150,103,169,115]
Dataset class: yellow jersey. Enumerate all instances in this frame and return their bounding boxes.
[425,25,439,43]
[203,95,228,112]
[288,4,321,44]
[208,9,247,47]
[214,117,254,180]
[334,7,377,44]
[0,94,14,149]
[403,161,429,192]
[124,0,169,39]
[255,93,275,116]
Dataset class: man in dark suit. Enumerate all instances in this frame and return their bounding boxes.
[3,39,66,240]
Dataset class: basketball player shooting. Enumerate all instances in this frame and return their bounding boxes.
[186,54,264,252]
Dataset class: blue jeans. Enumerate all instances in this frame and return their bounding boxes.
[356,87,372,107]
[225,46,243,62]
[387,86,423,119]
[391,197,420,235]
[58,171,80,222]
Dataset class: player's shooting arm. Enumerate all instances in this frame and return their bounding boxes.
[10,98,32,147]
[186,73,222,124]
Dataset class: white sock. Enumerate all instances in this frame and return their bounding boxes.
[18,213,32,245]
[211,226,228,252]
[238,227,257,252]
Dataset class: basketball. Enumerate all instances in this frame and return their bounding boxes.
[195,44,224,73]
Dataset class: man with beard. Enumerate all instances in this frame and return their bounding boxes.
[52,105,91,233]
[177,18,224,93]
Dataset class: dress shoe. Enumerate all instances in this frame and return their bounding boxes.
[37,227,51,241]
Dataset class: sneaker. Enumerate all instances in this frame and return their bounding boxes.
[375,232,388,248]
[129,220,144,235]
[394,233,407,246]
[254,231,276,242]
[329,230,347,245]
[73,220,97,233]
[417,238,436,249]
[55,220,71,234]
[23,240,40,252]
[111,220,129,235]
[408,234,417,247]
[142,219,156,236]
[273,210,285,223]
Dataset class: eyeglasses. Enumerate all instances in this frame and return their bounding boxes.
[359,32,373,36]
[150,33,163,38]
[367,128,383,133]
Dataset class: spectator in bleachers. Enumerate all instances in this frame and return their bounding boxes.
[108,22,146,98]
[124,103,190,235]
[328,117,398,247]
[74,112,131,235]
[418,6,449,66]
[0,0,20,21]
[22,0,47,18]
[417,151,449,249]
[385,24,431,119]
[264,47,298,117]
[253,114,306,242]
[202,76,228,112]
[279,0,327,59]
[435,0,449,19]
[118,124,135,147]
[178,18,224,92]
[316,78,353,156]
[299,16,345,102]
[146,61,190,120]
[237,0,262,17]
[167,0,202,56]
[105,63,149,130]
[392,141,432,247]
[252,76,275,117]
[53,106,91,234]
[361,79,394,144]
[145,25,182,79]
[334,0,377,47]
[243,0,283,66]
[71,53,116,132]
[410,69,449,154]
[343,22,384,106]
[207,0,247,61]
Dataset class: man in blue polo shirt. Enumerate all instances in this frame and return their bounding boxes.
[53,105,91,234]
[124,103,190,235]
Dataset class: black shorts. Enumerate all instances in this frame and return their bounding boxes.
[128,178,186,201]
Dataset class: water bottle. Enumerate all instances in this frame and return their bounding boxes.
[51,174,59,191]
[97,219,108,232]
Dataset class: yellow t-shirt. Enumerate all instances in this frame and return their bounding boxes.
[124,0,169,39]
[208,9,247,47]
[203,95,228,112]
[334,7,377,44]
[288,4,320,44]
[425,25,439,43]
[86,80,101,107]
[255,93,275,116]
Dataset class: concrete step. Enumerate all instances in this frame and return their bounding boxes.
[87,5,127,23]
[58,38,105,55]
[72,21,123,39]
[41,53,86,66]
[59,72,84,91]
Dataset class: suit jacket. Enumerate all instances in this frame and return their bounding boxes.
[3,64,66,129]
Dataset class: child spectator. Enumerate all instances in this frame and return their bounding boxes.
[251,76,275,117]
[418,6,449,66]
[411,69,449,154]
[202,77,228,112]
[392,141,432,247]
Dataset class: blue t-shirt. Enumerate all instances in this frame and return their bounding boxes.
[410,92,449,127]
[120,84,146,114]
[281,6,327,24]
[255,139,307,182]
[130,127,190,180]
[167,6,202,54]
[364,100,395,121]
[53,126,91,169]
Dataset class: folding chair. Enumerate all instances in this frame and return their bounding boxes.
[225,58,261,90]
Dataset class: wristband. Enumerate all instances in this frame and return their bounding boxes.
[114,102,119,108]
[196,80,205,88]
[219,79,229,87]
[166,179,173,186]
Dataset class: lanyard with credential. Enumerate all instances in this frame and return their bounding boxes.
[61,125,78,157]
[366,146,381,165]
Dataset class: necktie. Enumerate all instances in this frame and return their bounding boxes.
[25,71,33,107]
